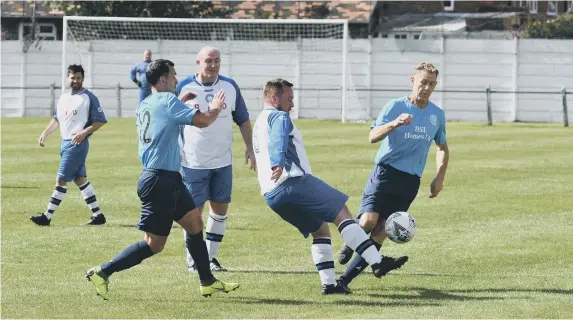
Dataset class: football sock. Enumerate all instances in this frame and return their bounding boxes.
[206,210,227,261]
[100,241,155,277]
[44,185,67,219]
[79,181,102,217]
[186,231,216,285]
[311,237,336,286]
[338,219,381,266]
[340,241,382,284]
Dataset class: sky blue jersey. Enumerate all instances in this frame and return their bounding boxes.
[373,96,447,177]
[136,92,197,172]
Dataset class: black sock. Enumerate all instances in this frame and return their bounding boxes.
[100,241,155,277]
[185,231,216,286]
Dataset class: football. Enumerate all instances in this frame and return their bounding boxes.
[385,211,416,244]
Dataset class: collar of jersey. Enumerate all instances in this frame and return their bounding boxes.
[193,74,219,87]
[69,88,86,95]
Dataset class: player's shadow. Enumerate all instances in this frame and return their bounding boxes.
[363,287,505,302]
[229,296,439,307]
[229,269,317,275]
[450,288,573,295]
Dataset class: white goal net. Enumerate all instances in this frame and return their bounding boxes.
[63,17,367,122]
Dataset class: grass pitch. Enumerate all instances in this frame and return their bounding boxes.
[1,118,572,318]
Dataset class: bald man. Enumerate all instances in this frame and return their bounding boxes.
[176,46,256,272]
[130,50,152,102]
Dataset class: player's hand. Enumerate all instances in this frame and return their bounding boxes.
[245,149,257,171]
[429,176,444,198]
[71,131,87,145]
[393,114,412,127]
[38,134,47,147]
[271,166,283,182]
[210,90,226,111]
[179,92,197,103]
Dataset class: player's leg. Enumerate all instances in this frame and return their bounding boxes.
[180,166,210,272]
[86,169,177,300]
[337,164,382,264]
[309,222,350,295]
[31,140,77,225]
[73,147,106,225]
[174,178,239,297]
[205,165,233,271]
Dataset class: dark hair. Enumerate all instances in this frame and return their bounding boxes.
[67,64,84,78]
[146,59,175,85]
[264,78,294,99]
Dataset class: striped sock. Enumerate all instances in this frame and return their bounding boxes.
[79,181,102,217]
[205,211,227,261]
[44,185,67,219]
[338,219,382,266]
[311,237,336,286]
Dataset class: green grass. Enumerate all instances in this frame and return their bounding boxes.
[2,118,572,319]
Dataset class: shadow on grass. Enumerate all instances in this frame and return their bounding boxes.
[450,288,573,295]
[2,185,40,189]
[228,296,439,307]
[364,287,504,302]
[111,224,260,231]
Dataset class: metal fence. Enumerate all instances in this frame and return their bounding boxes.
[0,84,570,127]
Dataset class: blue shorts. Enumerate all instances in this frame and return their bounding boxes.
[137,169,197,237]
[181,165,232,208]
[57,140,89,182]
[358,163,421,222]
[264,174,349,238]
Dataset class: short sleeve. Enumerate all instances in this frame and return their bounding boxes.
[371,100,399,129]
[434,111,447,145]
[230,79,250,125]
[166,93,197,125]
[88,93,107,123]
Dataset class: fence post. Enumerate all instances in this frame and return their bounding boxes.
[49,82,56,115]
[486,86,493,126]
[116,83,122,118]
[563,87,569,128]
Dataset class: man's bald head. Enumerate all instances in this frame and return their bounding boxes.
[196,46,221,83]
[143,50,152,62]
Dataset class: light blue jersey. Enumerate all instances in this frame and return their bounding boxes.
[136,92,197,172]
[373,96,447,177]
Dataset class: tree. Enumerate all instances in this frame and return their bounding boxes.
[47,1,230,18]
[524,13,573,39]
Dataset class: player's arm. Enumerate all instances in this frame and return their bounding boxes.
[231,81,256,170]
[130,64,141,88]
[168,90,224,128]
[73,94,108,145]
[369,101,411,143]
[430,114,449,198]
[38,118,60,147]
[268,111,293,181]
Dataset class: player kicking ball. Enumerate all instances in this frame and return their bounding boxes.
[31,64,107,226]
[252,78,403,295]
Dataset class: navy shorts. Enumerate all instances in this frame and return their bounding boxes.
[358,163,421,222]
[181,165,232,208]
[137,169,197,236]
[264,174,349,238]
[57,140,89,181]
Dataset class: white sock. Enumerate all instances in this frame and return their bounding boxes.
[311,237,336,286]
[79,181,102,217]
[338,219,382,265]
[44,185,67,219]
[206,210,227,261]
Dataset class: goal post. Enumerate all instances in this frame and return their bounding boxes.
[62,16,353,121]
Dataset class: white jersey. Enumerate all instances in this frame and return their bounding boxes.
[176,74,250,169]
[54,89,106,140]
[253,107,312,195]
